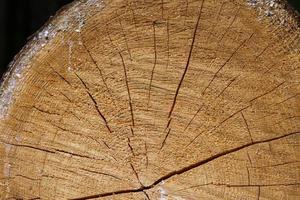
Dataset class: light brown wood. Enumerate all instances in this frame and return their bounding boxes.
[0,0,299,199]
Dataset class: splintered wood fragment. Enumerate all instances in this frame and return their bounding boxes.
[0,0,299,199]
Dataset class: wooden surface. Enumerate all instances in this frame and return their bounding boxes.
[0,0,299,199]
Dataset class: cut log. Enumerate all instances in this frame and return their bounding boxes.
[0,0,299,199]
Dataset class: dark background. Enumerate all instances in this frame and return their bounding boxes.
[0,0,299,79]
[0,0,73,78]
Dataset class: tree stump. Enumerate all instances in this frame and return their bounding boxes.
[0,0,299,199]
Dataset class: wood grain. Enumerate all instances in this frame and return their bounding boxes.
[0,0,299,199]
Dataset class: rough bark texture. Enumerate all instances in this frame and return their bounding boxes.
[0,0,299,199]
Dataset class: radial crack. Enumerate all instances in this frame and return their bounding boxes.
[160,128,171,150]
[187,104,251,147]
[1,141,55,154]
[119,19,132,60]
[81,41,111,94]
[168,0,205,118]
[128,138,135,156]
[177,182,299,191]
[184,103,204,131]
[119,52,135,127]
[51,67,72,86]
[75,73,112,133]
[216,75,239,98]
[249,81,285,103]
[130,163,144,187]
[241,112,253,143]
[166,18,170,70]
[148,21,158,108]
[202,33,254,95]
[69,131,300,200]
[217,7,240,43]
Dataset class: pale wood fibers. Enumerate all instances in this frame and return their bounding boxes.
[0,0,299,199]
